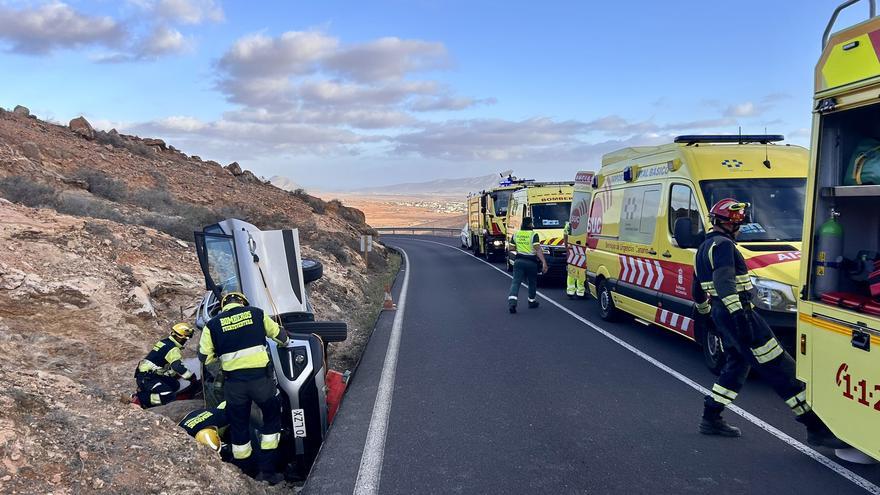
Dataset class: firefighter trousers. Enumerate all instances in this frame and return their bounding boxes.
[566,272,585,297]
[704,306,810,419]
[135,373,180,408]
[508,257,538,307]
[224,371,282,475]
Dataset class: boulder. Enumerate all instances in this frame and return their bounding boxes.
[68,116,95,140]
[12,105,29,117]
[19,142,41,162]
[225,162,242,176]
[142,138,167,150]
[238,170,259,183]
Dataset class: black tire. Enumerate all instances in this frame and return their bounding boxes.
[287,320,348,343]
[597,279,621,321]
[302,258,323,284]
[701,324,727,375]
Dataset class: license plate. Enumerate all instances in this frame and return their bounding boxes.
[292,408,307,438]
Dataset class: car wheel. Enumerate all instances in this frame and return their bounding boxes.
[302,258,323,284]
[702,324,727,375]
[597,279,621,321]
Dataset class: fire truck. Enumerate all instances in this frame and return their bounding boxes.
[467,176,532,261]
[797,0,880,463]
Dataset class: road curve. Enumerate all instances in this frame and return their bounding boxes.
[309,235,880,495]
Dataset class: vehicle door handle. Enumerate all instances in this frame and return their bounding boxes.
[662,251,672,258]
[852,329,871,351]
[647,249,658,255]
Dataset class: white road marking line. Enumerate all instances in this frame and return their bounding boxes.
[353,248,411,495]
[401,237,880,494]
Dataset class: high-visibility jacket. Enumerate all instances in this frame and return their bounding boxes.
[199,303,287,379]
[178,401,228,437]
[137,337,193,379]
[563,222,572,236]
[692,231,754,315]
[514,229,539,257]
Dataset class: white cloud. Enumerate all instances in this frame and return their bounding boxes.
[724,101,760,118]
[324,37,449,82]
[154,0,224,24]
[218,31,339,77]
[409,95,497,112]
[0,1,124,54]
[95,24,190,63]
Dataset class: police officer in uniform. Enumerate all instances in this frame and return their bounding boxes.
[563,221,585,298]
[693,199,846,448]
[199,292,289,485]
[508,217,548,313]
[134,322,196,408]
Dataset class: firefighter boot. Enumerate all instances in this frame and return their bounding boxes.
[700,400,741,437]
[256,472,285,486]
[798,410,850,449]
[528,299,540,309]
[508,301,517,314]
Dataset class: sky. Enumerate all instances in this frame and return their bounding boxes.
[0,0,871,190]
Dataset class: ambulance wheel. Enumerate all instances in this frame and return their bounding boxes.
[597,279,620,321]
[701,325,727,375]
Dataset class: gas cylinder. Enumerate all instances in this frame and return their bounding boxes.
[813,209,843,296]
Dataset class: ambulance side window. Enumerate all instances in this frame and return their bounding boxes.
[668,184,703,236]
[619,185,661,245]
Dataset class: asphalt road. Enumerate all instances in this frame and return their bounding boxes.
[307,235,880,495]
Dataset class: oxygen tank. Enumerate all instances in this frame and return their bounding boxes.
[813,209,843,296]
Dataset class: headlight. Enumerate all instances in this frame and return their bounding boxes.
[492,240,503,247]
[750,276,797,312]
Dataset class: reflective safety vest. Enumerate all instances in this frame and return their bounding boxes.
[137,337,191,378]
[178,401,228,437]
[692,231,754,315]
[563,221,572,236]
[200,303,285,378]
[514,229,539,256]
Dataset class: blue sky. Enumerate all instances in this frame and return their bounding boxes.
[0,1,870,189]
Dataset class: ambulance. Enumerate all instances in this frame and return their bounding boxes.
[506,182,574,279]
[797,0,880,462]
[467,177,531,260]
[566,172,596,291]
[585,136,809,372]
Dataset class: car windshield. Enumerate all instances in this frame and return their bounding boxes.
[204,234,242,293]
[699,178,806,242]
[491,190,512,216]
[531,202,571,229]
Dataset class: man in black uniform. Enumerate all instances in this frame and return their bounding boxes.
[693,198,845,448]
[134,322,196,408]
[199,291,289,485]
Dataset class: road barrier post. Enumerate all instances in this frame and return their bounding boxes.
[382,284,396,311]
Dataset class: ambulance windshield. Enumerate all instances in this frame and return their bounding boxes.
[699,178,806,242]
[491,190,512,216]
[531,202,571,229]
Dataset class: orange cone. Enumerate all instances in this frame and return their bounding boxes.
[383,284,397,311]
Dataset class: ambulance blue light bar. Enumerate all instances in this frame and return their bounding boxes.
[674,134,784,145]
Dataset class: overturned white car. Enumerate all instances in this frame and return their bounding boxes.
[193,218,347,479]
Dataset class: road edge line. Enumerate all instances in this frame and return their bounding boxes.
[353,246,410,495]
[402,237,880,495]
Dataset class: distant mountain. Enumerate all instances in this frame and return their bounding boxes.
[344,170,514,196]
[270,175,300,192]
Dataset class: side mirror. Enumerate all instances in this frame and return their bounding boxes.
[673,218,705,249]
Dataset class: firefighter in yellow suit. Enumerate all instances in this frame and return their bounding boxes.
[564,221,585,298]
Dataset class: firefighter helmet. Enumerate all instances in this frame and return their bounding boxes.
[171,322,195,341]
[195,427,222,452]
[709,198,749,225]
[220,291,249,308]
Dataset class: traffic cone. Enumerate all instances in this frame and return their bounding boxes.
[383,284,397,311]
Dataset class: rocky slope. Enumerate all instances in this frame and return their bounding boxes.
[0,105,398,493]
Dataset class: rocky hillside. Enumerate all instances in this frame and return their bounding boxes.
[0,105,398,493]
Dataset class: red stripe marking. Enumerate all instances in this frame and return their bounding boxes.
[745,251,801,270]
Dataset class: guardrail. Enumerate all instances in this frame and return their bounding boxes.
[375,227,460,237]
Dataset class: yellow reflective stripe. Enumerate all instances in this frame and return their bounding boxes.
[785,390,808,408]
[232,442,252,459]
[217,401,226,410]
[696,300,711,314]
[708,243,716,269]
[712,384,738,401]
[165,346,182,364]
[735,282,754,291]
[260,432,280,450]
[791,404,809,416]
[722,295,743,313]
[735,275,751,283]
[219,345,268,371]
[752,338,784,364]
[137,359,162,373]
